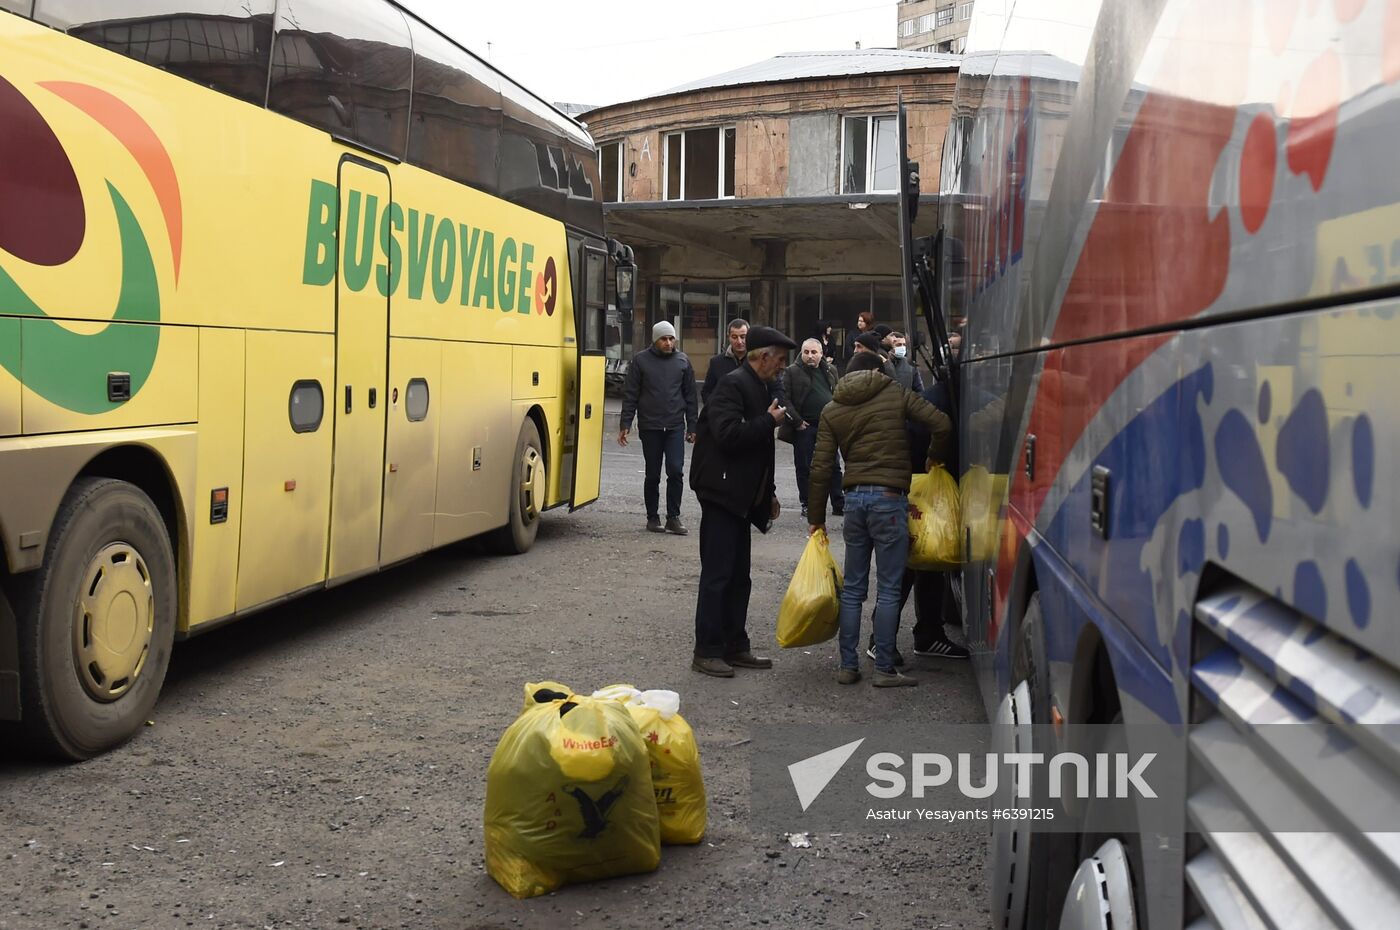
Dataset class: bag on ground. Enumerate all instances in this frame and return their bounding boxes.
[484,681,661,898]
[592,686,707,845]
[776,529,843,647]
[908,466,962,570]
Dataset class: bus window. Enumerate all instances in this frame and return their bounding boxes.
[31,1,275,106]
[405,19,502,196]
[268,0,412,159]
[583,249,606,354]
[499,78,568,221]
[1,2,32,18]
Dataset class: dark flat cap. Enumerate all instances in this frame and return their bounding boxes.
[854,331,884,352]
[746,326,797,351]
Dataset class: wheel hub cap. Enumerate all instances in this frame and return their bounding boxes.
[73,542,154,702]
[521,446,543,520]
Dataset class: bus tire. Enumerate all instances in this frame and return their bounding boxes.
[992,593,1070,930]
[12,477,176,761]
[486,418,544,555]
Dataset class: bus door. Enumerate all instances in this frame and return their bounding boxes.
[570,244,609,510]
[328,157,390,580]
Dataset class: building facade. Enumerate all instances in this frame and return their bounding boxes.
[580,50,958,381]
[897,0,975,54]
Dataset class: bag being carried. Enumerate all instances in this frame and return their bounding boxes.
[484,681,661,899]
[593,686,707,845]
[908,466,962,570]
[776,528,843,647]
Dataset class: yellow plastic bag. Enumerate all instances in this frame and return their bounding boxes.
[484,683,661,898]
[960,466,1008,563]
[776,529,843,647]
[593,686,707,845]
[908,467,962,570]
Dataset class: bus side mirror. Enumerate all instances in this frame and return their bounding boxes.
[615,263,635,319]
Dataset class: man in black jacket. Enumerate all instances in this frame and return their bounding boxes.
[688,326,796,677]
[784,338,844,518]
[619,321,698,535]
[700,318,748,406]
[703,317,784,408]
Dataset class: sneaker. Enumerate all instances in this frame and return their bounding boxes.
[691,656,735,678]
[866,642,906,668]
[646,516,664,533]
[836,667,862,685]
[665,516,688,536]
[913,638,970,660]
[800,504,808,518]
[872,669,919,688]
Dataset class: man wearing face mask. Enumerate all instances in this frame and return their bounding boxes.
[886,331,924,394]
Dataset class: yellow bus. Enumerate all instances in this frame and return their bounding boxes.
[0,1,634,760]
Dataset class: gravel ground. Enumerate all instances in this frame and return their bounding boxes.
[1,424,990,930]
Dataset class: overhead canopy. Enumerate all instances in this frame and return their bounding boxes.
[603,194,941,258]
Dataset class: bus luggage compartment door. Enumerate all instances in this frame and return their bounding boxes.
[328,158,391,581]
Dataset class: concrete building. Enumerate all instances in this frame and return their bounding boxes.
[898,1,975,54]
[579,49,959,381]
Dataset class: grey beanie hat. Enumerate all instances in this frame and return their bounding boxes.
[653,320,677,341]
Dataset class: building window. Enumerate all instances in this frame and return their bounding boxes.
[599,141,624,203]
[936,5,955,27]
[898,19,915,38]
[841,115,899,194]
[915,13,934,32]
[663,126,737,200]
[959,2,974,20]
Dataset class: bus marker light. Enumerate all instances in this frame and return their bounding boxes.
[284,480,296,492]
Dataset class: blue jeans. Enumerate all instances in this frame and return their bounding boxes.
[793,424,844,509]
[838,486,909,673]
[640,428,686,519]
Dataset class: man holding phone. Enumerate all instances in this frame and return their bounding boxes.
[687,326,797,678]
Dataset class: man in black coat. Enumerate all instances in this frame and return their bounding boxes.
[688,326,797,677]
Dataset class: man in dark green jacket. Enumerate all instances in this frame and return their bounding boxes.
[807,353,952,687]
[784,339,844,517]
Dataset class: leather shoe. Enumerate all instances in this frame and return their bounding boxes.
[691,656,735,678]
[725,651,773,669]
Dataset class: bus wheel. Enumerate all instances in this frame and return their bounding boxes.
[1057,839,1138,930]
[991,593,1064,930]
[13,478,176,761]
[486,418,544,555]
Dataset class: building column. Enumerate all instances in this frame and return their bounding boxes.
[754,239,788,333]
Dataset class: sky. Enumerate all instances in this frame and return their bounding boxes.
[397,0,898,108]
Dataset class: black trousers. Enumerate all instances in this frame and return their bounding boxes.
[694,503,754,658]
[910,570,957,650]
[872,568,955,649]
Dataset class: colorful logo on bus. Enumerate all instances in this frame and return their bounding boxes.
[0,75,178,413]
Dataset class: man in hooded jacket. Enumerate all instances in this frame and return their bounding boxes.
[807,352,952,686]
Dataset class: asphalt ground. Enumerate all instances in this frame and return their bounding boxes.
[1,417,989,930]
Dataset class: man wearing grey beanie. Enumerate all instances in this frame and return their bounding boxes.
[618,320,699,534]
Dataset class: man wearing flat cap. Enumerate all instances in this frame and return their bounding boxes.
[619,320,698,535]
[688,325,797,677]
